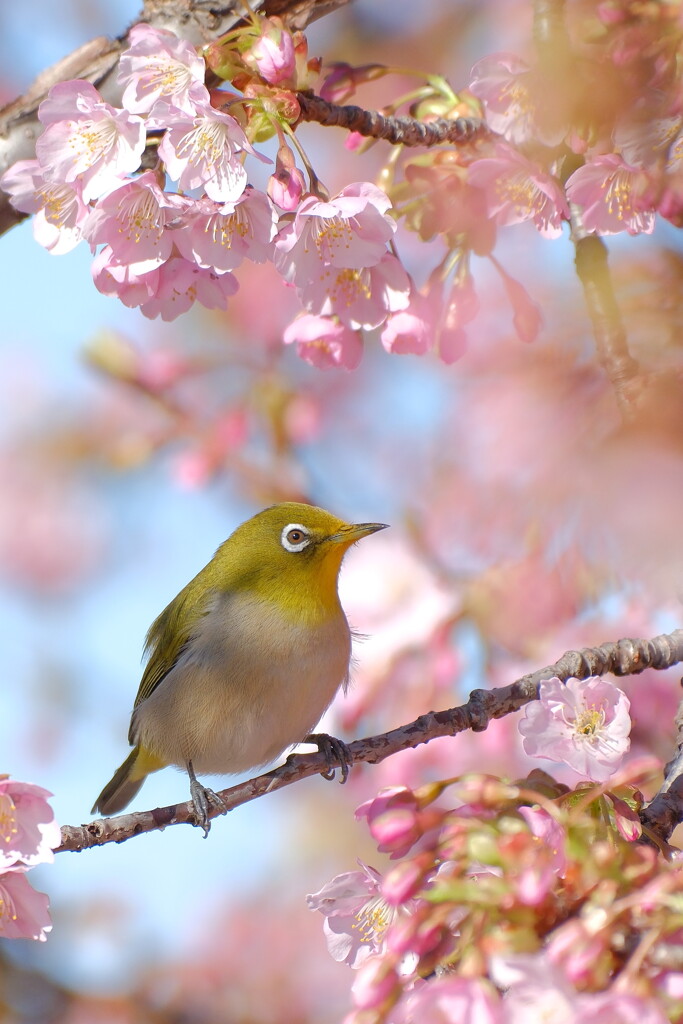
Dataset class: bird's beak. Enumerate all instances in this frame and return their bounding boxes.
[328,522,389,545]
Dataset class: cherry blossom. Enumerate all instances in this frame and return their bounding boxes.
[92,245,160,308]
[138,257,238,321]
[519,676,632,782]
[0,777,61,869]
[0,868,52,942]
[173,187,277,272]
[470,53,537,144]
[300,253,410,330]
[283,313,363,369]
[404,976,504,1024]
[36,80,145,202]
[566,154,655,235]
[274,182,397,287]
[467,143,569,238]
[380,290,434,355]
[84,172,182,271]
[0,159,89,254]
[158,97,260,202]
[307,860,409,968]
[117,22,209,115]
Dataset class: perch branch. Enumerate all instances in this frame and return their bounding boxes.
[57,628,683,853]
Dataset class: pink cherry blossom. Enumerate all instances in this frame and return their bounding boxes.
[514,805,567,905]
[118,22,209,115]
[274,182,397,287]
[405,976,504,1024]
[491,953,668,1024]
[300,252,410,330]
[84,172,182,271]
[0,778,60,869]
[380,289,434,355]
[467,143,569,238]
[355,786,423,859]
[350,955,401,1012]
[158,98,258,202]
[565,154,655,235]
[139,257,238,321]
[519,675,631,782]
[0,867,52,941]
[36,80,145,202]
[245,18,296,85]
[92,245,160,308]
[306,860,410,967]
[470,53,537,144]
[490,256,543,343]
[0,159,88,254]
[283,313,363,370]
[469,53,567,147]
[174,187,277,272]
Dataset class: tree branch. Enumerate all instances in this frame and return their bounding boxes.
[56,628,683,853]
[295,93,489,147]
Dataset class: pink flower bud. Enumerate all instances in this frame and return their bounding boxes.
[246,18,296,85]
[351,955,400,1012]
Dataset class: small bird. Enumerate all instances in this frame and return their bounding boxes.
[92,502,387,833]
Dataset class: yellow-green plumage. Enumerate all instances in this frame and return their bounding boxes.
[92,503,386,827]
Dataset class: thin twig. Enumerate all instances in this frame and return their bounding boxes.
[296,92,489,147]
[57,628,683,853]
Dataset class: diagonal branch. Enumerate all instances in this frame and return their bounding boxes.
[57,628,683,853]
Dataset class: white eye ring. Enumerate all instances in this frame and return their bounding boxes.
[281,523,311,553]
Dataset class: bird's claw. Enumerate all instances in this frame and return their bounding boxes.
[305,732,353,783]
[187,760,227,836]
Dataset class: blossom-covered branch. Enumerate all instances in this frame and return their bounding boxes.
[57,627,683,853]
[296,92,489,147]
[0,0,349,240]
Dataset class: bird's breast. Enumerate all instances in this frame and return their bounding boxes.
[131,591,352,774]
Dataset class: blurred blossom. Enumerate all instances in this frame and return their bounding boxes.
[469,53,566,147]
[283,313,363,369]
[519,676,631,782]
[0,453,107,595]
[0,867,52,941]
[339,533,459,727]
[0,777,61,869]
[404,976,503,1024]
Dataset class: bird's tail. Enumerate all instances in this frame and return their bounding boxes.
[92,746,165,816]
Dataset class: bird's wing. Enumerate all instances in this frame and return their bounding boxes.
[131,582,216,711]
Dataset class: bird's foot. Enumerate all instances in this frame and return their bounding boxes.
[304,733,353,783]
[187,761,227,837]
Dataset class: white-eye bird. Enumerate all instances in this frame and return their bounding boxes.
[92,502,387,833]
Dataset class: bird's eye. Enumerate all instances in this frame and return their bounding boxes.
[281,523,311,553]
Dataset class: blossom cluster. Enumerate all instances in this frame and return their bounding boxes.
[0,775,59,941]
[309,766,679,1024]
[305,676,678,1023]
[0,21,432,369]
